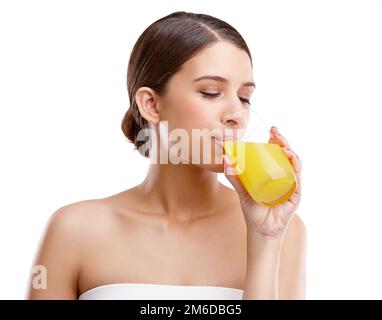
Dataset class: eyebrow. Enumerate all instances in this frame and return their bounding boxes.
[193,75,256,89]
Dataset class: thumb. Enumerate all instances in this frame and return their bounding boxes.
[223,155,250,197]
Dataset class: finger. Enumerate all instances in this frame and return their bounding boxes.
[286,165,302,206]
[287,175,302,206]
[287,191,300,208]
[269,126,291,149]
[214,137,223,148]
[281,147,302,203]
[223,155,249,196]
[214,138,224,157]
[281,147,302,174]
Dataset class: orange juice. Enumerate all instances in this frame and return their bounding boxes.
[223,141,297,206]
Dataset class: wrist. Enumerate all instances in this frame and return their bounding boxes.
[244,230,283,300]
[247,229,285,244]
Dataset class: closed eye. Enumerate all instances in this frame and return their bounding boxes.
[201,92,221,98]
[201,92,251,105]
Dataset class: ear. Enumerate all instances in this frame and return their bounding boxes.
[135,87,160,125]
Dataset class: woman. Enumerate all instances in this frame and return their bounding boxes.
[27,11,306,300]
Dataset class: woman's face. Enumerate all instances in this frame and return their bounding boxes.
[157,41,255,172]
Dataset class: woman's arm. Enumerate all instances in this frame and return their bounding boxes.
[222,126,305,299]
[26,205,82,299]
[243,231,283,299]
[242,214,306,300]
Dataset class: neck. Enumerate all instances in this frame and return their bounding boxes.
[137,163,222,222]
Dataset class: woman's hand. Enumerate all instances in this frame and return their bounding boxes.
[223,126,302,239]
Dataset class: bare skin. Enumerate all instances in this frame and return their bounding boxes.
[26,182,305,299]
[26,41,306,300]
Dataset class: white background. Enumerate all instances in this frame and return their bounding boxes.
[1,0,381,299]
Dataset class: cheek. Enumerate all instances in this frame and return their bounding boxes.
[183,101,208,131]
[163,94,217,133]
[158,93,225,166]
[180,95,219,131]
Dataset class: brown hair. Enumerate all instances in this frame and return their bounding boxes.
[121,11,252,157]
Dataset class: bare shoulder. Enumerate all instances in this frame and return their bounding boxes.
[281,213,307,259]
[285,213,307,242]
[279,213,307,299]
[44,187,144,251]
[47,198,114,236]
[27,198,118,299]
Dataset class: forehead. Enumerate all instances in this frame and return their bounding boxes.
[176,41,253,82]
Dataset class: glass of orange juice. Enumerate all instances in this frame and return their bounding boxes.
[218,109,297,206]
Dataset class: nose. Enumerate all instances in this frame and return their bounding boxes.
[223,118,239,128]
[222,109,249,129]
[220,109,249,140]
[221,93,249,126]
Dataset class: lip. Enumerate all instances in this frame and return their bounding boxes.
[213,134,240,142]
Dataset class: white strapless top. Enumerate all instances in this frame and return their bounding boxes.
[78,283,244,300]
